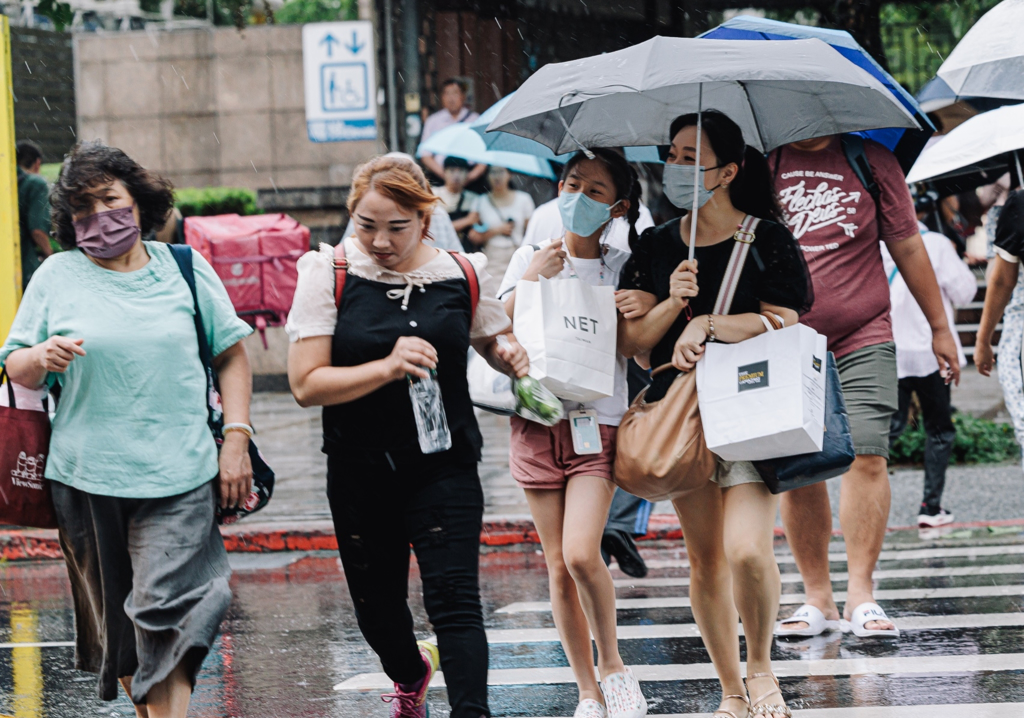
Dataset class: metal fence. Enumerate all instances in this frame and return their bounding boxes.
[881,23,957,96]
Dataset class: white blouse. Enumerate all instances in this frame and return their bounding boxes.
[285,237,511,343]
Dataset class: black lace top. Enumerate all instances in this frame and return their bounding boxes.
[619,216,813,402]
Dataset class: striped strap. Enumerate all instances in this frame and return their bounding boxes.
[712,215,760,316]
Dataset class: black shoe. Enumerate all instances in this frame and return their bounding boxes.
[601,529,648,578]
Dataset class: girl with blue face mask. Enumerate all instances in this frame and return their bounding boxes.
[618,111,813,718]
[496,150,653,718]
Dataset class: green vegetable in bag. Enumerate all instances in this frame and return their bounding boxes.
[514,376,564,426]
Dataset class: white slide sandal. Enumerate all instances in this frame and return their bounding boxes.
[775,603,842,637]
[842,602,901,639]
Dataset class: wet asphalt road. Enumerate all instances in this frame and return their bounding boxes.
[4,527,1024,717]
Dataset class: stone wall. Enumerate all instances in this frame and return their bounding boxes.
[74,25,382,190]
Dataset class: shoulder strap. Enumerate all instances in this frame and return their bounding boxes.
[448,251,479,321]
[713,215,760,316]
[840,134,881,204]
[168,244,214,372]
[333,241,348,309]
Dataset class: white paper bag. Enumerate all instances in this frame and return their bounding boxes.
[697,323,828,461]
[467,349,516,415]
[513,276,617,403]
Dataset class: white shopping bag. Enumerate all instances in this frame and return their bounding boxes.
[513,275,617,403]
[697,323,828,461]
[467,349,516,415]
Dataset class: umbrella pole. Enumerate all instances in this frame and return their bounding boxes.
[688,84,703,262]
[1016,150,1024,188]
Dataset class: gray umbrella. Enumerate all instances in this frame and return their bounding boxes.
[937,0,1024,101]
[486,36,917,258]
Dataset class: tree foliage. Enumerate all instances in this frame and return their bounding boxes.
[274,0,356,24]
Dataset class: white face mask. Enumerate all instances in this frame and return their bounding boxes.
[663,163,723,210]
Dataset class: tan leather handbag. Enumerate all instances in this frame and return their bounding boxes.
[613,364,716,501]
[612,215,762,501]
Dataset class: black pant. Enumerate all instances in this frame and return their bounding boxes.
[327,452,489,718]
[888,371,956,512]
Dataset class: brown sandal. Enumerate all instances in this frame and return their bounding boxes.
[713,693,750,718]
[748,672,792,718]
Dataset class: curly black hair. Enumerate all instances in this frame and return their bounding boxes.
[51,141,175,251]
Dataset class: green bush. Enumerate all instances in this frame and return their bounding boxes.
[890,413,1020,465]
[175,187,261,217]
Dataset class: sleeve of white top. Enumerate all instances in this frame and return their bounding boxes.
[994,245,1019,264]
[497,244,537,300]
[285,249,337,342]
[933,237,980,307]
[465,253,512,339]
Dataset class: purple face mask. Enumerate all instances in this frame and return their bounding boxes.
[73,205,140,259]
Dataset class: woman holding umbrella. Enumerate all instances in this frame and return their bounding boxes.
[619,111,812,718]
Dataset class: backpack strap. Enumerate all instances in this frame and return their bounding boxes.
[840,133,881,204]
[713,214,760,316]
[448,251,479,321]
[333,241,348,309]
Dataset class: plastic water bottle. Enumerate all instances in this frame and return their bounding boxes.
[408,369,452,454]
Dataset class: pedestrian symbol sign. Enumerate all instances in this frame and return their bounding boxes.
[303,21,377,143]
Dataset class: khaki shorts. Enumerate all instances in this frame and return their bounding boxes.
[712,459,764,488]
[835,341,899,459]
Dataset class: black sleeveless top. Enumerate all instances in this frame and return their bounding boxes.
[322,271,482,463]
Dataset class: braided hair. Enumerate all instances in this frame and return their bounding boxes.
[561,148,642,248]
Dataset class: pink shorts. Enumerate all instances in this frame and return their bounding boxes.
[509,416,618,490]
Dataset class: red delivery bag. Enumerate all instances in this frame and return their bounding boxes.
[258,216,307,317]
[184,213,309,322]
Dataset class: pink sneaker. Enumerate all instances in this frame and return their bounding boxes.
[382,641,440,718]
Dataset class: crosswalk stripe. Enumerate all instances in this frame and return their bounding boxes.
[613,563,1024,588]
[496,584,1024,613]
[0,641,75,649]
[640,543,1024,571]
[483,612,1024,644]
[333,652,1024,690]
[527,704,1024,718]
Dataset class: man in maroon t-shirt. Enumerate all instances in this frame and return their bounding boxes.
[769,136,961,638]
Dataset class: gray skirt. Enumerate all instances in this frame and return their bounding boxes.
[51,479,232,704]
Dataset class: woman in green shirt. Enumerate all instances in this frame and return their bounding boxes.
[0,142,254,718]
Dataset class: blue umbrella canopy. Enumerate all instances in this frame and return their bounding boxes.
[416,122,557,180]
[700,15,934,173]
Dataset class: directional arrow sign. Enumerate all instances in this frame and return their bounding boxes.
[320,33,340,57]
[344,30,364,55]
[303,21,377,143]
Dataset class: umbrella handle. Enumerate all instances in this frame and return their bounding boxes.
[1016,150,1024,189]
[688,84,703,262]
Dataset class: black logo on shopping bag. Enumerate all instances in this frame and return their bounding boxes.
[812,356,822,373]
[738,361,769,392]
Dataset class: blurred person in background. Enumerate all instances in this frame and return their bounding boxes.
[884,194,978,527]
[421,79,487,187]
[16,139,54,289]
[469,166,536,278]
[434,157,482,252]
[976,189,1024,469]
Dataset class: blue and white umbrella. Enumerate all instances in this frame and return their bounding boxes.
[699,15,934,172]
[416,122,557,180]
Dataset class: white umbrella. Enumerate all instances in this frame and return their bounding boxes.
[487,36,917,258]
[937,0,1024,101]
[906,103,1024,187]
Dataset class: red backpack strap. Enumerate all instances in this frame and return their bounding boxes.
[333,241,348,308]
[447,251,479,322]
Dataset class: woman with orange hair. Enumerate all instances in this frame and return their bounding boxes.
[287,155,528,718]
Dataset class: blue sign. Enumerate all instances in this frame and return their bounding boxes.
[303,22,377,143]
